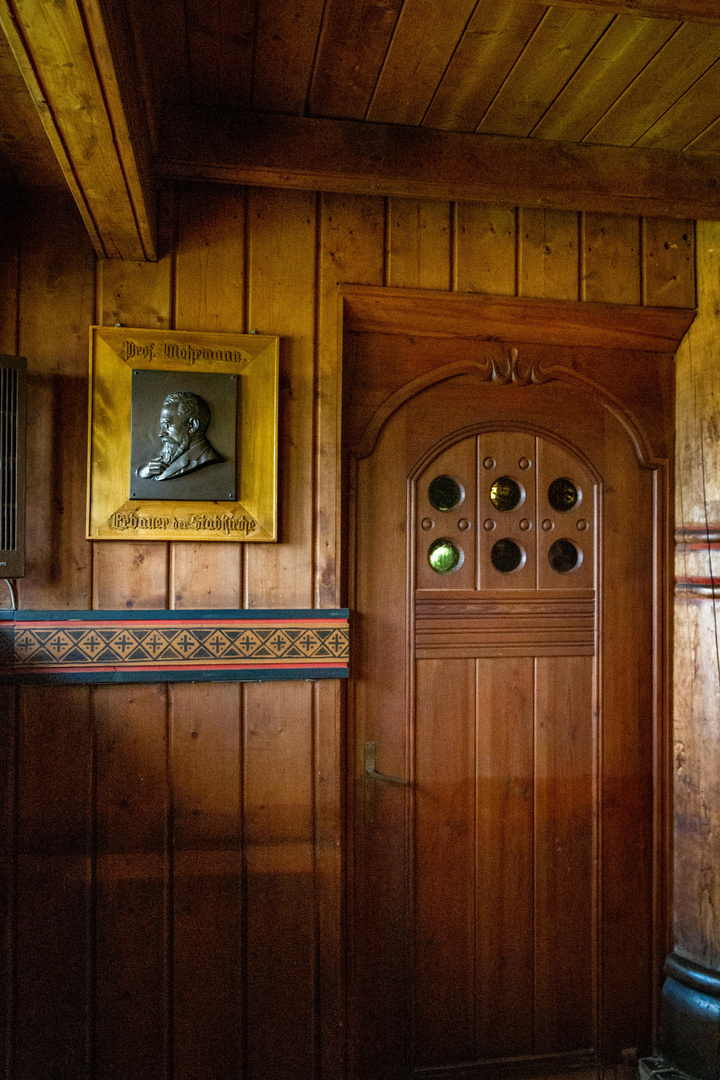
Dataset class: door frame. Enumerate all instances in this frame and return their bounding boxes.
[338,284,695,1073]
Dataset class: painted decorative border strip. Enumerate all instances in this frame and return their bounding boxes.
[675,579,720,599]
[676,524,720,550]
[0,609,349,684]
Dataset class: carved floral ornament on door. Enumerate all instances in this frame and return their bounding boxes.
[354,341,659,471]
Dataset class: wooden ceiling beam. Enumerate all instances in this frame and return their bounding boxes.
[158,108,720,222]
[549,0,720,23]
[0,0,157,260]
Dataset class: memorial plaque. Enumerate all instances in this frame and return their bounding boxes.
[87,327,279,542]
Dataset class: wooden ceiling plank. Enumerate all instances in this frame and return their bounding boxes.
[0,0,156,260]
[584,20,720,145]
[185,0,222,105]
[217,0,256,109]
[545,0,720,24]
[531,13,678,142]
[636,58,720,151]
[124,0,190,114]
[252,0,324,115]
[423,1,547,132]
[477,7,615,137]
[307,0,405,120]
[365,0,476,126]
[685,116,720,154]
[0,33,67,189]
[158,107,720,221]
[0,2,106,254]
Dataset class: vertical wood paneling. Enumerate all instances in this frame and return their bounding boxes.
[674,221,720,973]
[246,186,317,607]
[170,184,246,1080]
[476,657,535,1057]
[414,658,476,1068]
[388,198,451,290]
[0,683,15,1080]
[0,194,18,1080]
[243,186,319,1078]
[93,190,174,610]
[94,683,170,1080]
[14,687,92,1080]
[243,681,315,1079]
[316,191,385,1079]
[0,181,697,1080]
[534,656,595,1053]
[172,182,245,608]
[19,190,95,610]
[456,204,516,295]
[0,193,18,354]
[312,678,343,1080]
[643,218,696,310]
[519,208,579,301]
[601,422,655,1057]
[582,214,641,305]
[317,191,384,607]
[171,682,242,1080]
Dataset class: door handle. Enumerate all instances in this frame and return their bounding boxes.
[364,742,409,785]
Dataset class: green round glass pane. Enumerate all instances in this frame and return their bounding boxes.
[548,538,579,574]
[491,538,523,573]
[428,474,462,512]
[428,537,462,574]
[548,477,579,512]
[490,476,522,512]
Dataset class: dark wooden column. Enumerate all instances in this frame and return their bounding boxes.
[665,221,720,1080]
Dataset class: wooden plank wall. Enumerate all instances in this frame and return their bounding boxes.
[674,220,720,974]
[0,184,695,1080]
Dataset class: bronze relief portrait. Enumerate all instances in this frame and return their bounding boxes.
[130,369,237,502]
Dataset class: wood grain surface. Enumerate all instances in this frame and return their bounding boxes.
[0,183,696,1078]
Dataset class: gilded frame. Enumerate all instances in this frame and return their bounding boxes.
[86,326,279,542]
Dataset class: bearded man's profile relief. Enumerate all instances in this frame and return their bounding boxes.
[137,391,224,481]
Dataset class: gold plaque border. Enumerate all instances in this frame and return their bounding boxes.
[86,327,279,542]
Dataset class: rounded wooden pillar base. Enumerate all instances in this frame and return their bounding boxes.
[660,953,720,1080]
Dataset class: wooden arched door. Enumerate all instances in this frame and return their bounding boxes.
[343,289,690,1080]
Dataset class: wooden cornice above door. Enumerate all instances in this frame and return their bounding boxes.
[340,286,695,352]
[340,286,695,467]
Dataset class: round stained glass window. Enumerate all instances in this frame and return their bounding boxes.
[548,477,580,512]
[428,474,463,512]
[490,476,523,512]
[548,538,580,574]
[491,538,524,574]
[428,537,463,574]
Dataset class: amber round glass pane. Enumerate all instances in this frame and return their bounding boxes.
[489,476,522,512]
[428,537,462,574]
[428,474,463,512]
[491,538,523,573]
[548,538,580,574]
[548,477,579,512]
